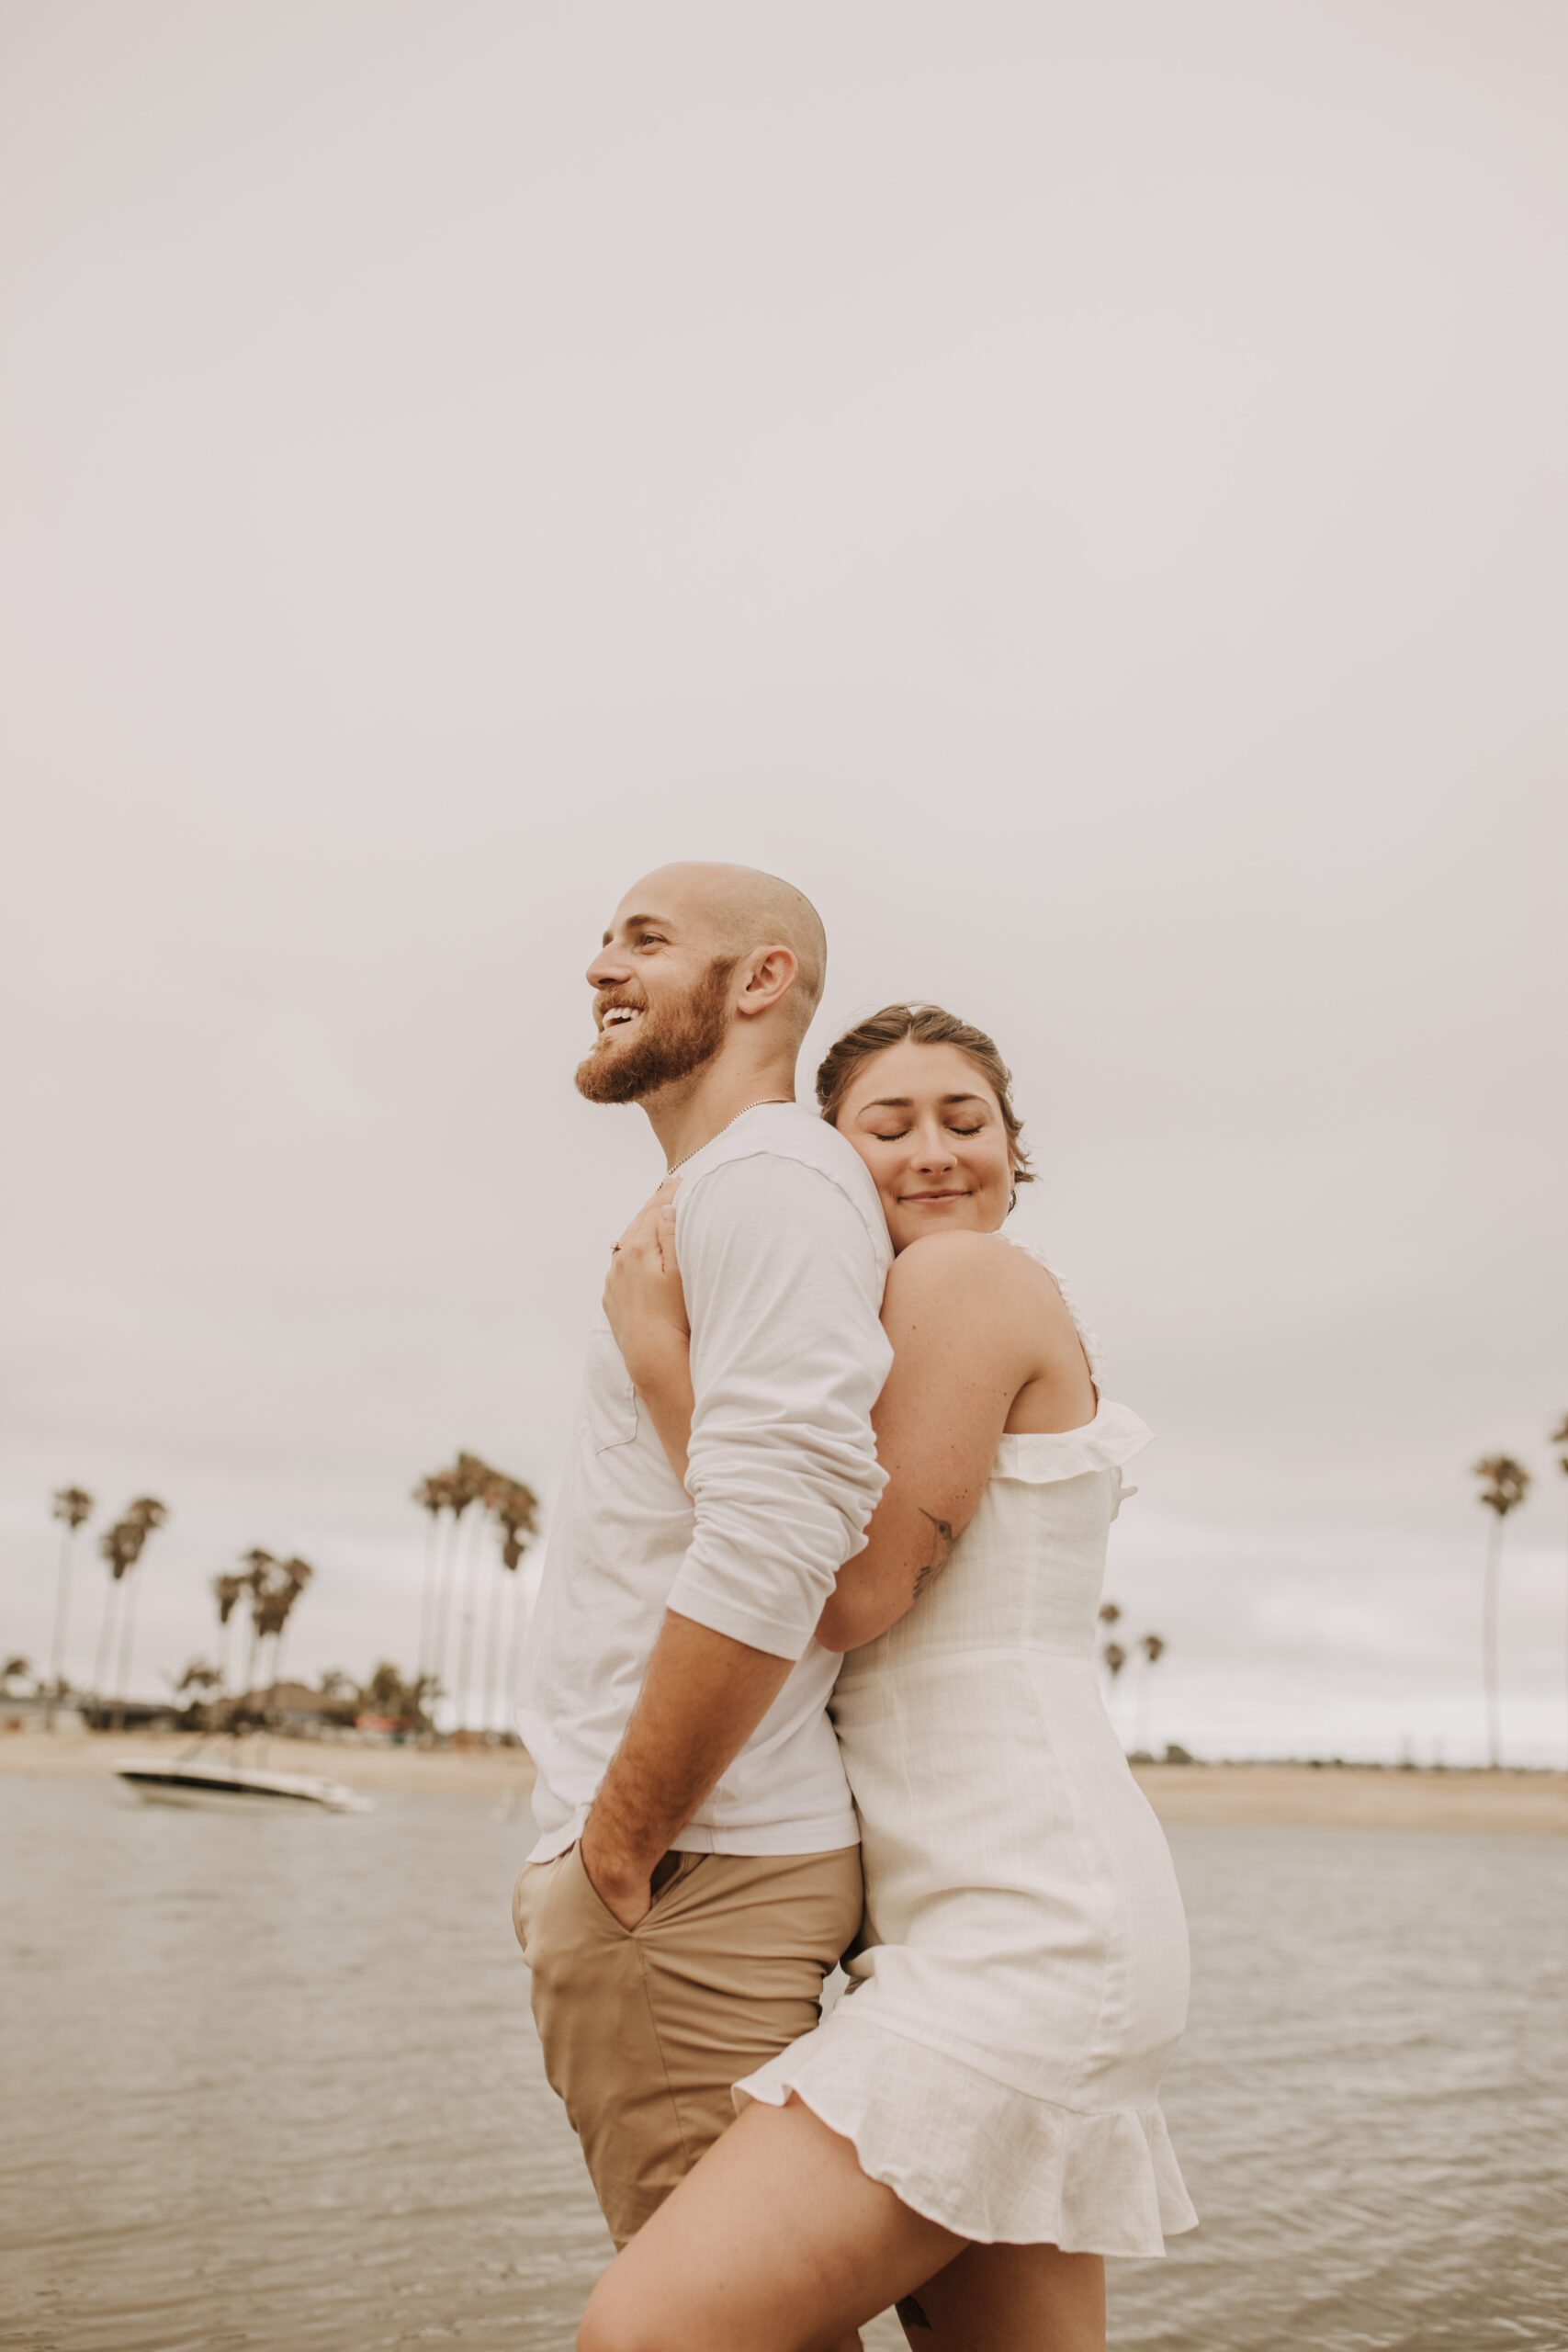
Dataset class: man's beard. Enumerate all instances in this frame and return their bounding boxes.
[574,956,739,1105]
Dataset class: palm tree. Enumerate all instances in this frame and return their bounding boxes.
[92,1498,170,1717]
[1472,1455,1531,1769]
[233,1553,315,1715]
[424,1464,472,1710]
[92,1527,130,1706]
[356,1661,440,1734]
[2,1656,31,1695]
[48,1487,94,1720]
[236,1549,277,1705]
[1102,1639,1128,1745]
[483,1476,540,1735]
[1135,1633,1167,1755]
[265,1557,314,1705]
[1551,1415,1568,1771]
[211,1572,247,1693]
[452,1454,497,1731]
[412,1474,446,1680]
[412,1453,541,1732]
[1098,1600,1122,1629]
[112,1497,170,1713]
[170,1658,224,1727]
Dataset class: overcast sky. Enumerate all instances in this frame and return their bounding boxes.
[4,1,1564,1762]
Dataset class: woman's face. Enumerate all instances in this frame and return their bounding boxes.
[835,1039,1016,1254]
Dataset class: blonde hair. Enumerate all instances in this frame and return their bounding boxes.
[816,1002,1035,1189]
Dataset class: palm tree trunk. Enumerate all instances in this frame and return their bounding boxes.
[482,1562,508,1736]
[92,1583,119,1711]
[417,1514,439,1681]
[430,1513,457,1705]
[1483,1514,1504,1770]
[115,1568,142,1718]
[504,1560,527,1727]
[455,1515,486,1732]
[48,1526,75,1724]
[1134,1656,1149,1757]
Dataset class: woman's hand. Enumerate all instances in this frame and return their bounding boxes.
[604,1179,694,1485]
[604,1178,687,1371]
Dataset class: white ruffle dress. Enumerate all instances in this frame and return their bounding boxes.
[736,1241,1197,2258]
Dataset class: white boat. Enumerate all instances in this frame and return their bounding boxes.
[116,1750,373,1814]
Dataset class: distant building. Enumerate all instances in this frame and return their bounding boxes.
[233,1681,342,1734]
[0,1693,89,1736]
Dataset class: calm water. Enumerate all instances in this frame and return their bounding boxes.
[2,1776,1564,2351]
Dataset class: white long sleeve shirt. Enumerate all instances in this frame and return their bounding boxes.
[518,1104,893,1862]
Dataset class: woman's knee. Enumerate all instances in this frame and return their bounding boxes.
[577,2268,673,2352]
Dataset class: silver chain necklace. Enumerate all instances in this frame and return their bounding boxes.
[665,1097,795,1177]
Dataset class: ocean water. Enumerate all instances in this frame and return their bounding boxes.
[2,1775,1563,2351]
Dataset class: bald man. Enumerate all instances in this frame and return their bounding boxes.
[513,864,893,2252]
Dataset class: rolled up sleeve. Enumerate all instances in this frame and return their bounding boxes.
[665,1155,893,1660]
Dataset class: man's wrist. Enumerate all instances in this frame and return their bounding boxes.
[581,1810,655,1892]
[580,1809,661,1928]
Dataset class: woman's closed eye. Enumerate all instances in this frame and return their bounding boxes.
[870,1123,984,1141]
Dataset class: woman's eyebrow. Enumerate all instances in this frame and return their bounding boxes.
[862,1092,987,1111]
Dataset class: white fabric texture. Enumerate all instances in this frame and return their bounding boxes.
[518,1105,892,1864]
[738,1242,1197,2256]
[668,1152,893,1657]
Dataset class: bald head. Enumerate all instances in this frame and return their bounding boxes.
[627,862,827,1037]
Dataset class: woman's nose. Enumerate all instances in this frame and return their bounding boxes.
[910,1126,957,1170]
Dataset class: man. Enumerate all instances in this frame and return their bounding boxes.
[513,861,892,2252]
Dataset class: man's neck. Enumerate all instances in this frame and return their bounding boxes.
[641,1055,798,1172]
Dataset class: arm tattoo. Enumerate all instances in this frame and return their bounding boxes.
[912,1508,956,1600]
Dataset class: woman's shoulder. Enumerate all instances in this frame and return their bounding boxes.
[885,1229,1044,1315]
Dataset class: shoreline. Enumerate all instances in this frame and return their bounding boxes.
[3,1730,1565,1832]
[0,1727,535,1799]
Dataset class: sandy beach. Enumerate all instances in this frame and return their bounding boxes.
[0,1726,535,1800]
[4,1728,1563,1832]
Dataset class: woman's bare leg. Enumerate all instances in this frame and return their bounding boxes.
[893,2239,1105,2352]
[577,2095,965,2352]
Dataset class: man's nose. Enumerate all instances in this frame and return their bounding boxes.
[586,944,630,989]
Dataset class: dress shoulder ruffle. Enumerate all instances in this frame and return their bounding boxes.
[737,2007,1197,2258]
[991,1400,1154,1487]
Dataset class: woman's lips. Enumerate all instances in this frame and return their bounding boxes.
[900,1190,970,1203]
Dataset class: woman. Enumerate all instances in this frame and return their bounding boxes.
[588,1004,1195,2352]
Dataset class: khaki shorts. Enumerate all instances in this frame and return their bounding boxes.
[513,1840,862,2247]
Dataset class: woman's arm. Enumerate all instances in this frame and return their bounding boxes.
[815,1234,1042,1653]
[603,1185,694,1485]
[627,1327,694,1486]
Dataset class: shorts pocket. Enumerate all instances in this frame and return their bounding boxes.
[565,1841,635,1935]
[568,1843,704,1935]
[512,1855,563,1959]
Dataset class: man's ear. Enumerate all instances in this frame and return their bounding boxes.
[735,943,799,1019]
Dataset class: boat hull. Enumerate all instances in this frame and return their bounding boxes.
[116,1764,372,1814]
